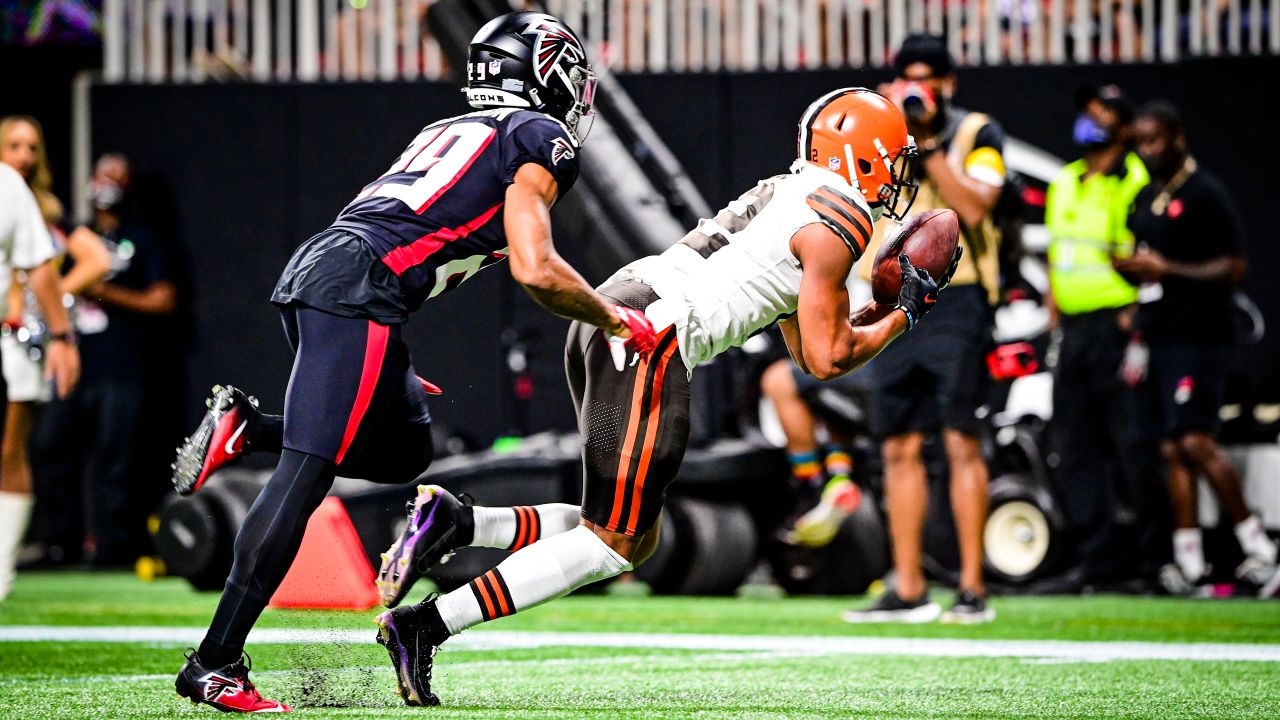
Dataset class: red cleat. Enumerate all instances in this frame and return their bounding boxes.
[171,385,261,496]
[176,650,290,713]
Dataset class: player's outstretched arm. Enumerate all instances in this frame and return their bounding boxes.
[505,163,628,337]
[792,224,908,380]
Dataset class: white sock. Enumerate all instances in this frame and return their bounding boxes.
[470,504,581,550]
[0,492,34,601]
[1173,527,1206,581]
[437,525,628,635]
[1235,515,1278,565]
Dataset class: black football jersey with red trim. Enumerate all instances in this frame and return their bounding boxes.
[314,108,579,316]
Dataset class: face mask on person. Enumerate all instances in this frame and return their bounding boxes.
[1072,114,1113,149]
[90,178,125,211]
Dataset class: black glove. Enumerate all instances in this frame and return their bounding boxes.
[939,246,963,290]
[895,254,940,330]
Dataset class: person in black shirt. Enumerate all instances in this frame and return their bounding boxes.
[1116,101,1279,596]
[31,153,176,569]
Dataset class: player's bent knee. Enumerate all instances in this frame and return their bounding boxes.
[631,521,662,568]
[563,525,631,581]
[582,520,643,565]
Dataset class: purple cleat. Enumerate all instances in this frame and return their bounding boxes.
[377,484,470,608]
[375,602,442,707]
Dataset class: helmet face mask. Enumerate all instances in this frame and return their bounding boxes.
[562,64,597,142]
[878,138,919,222]
[465,12,595,144]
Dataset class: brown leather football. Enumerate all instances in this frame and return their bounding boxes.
[870,208,961,303]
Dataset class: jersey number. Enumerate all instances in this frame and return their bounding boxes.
[361,122,496,214]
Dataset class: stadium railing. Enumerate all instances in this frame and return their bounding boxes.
[101,0,1280,84]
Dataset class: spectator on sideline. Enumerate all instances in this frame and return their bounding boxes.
[0,156,81,600]
[843,34,1003,624]
[1043,85,1157,587]
[31,153,175,567]
[1115,101,1280,597]
[759,274,872,548]
[0,116,109,570]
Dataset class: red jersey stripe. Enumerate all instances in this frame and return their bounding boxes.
[380,201,504,276]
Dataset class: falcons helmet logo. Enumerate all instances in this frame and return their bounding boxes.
[524,20,585,87]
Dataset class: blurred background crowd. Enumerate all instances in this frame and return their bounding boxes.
[1,0,1278,607]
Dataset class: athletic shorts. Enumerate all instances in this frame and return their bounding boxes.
[567,280,691,537]
[279,304,431,468]
[1,333,50,403]
[1135,340,1227,438]
[864,285,992,438]
[272,229,407,325]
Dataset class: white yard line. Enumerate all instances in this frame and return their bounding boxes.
[0,653,819,686]
[1,626,1279,662]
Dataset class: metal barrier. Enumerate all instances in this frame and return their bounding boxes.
[104,0,1280,83]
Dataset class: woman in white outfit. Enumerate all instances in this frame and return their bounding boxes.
[0,116,106,597]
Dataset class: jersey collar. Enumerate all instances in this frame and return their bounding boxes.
[790,159,858,192]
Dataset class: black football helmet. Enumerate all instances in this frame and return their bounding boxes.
[465,11,596,143]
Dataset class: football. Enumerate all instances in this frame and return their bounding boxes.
[870,208,962,303]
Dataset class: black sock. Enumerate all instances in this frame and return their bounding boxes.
[418,599,452,647]
[198,449,335,666]
[456,504,475,547]
[248,413,284,454]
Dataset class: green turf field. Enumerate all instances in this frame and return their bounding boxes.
[3,572,1279,718]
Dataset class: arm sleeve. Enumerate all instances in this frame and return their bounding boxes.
[963,120,1007,188]
[501,113,581,197]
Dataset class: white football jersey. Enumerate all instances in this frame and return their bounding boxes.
[607,160,882,372]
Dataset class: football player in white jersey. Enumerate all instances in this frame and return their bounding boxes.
[373,87,960,705]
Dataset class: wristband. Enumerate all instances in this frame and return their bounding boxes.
[895,305,916,330]
[49,330,77,346]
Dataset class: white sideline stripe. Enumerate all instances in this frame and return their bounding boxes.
[2,626,1279,663]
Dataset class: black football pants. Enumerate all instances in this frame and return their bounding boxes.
[199,306,433,667]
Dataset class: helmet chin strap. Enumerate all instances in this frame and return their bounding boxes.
[842,143,861,194]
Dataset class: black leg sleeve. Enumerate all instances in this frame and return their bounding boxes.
[198,448,335,666]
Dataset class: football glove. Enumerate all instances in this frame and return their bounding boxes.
[607,305,657,371]
[895,254,941,330]
[938,246,963,290]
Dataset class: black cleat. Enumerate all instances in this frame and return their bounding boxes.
[377,484,471,608]
[175,649,290,713]
[172,385,262,496]
[375,601,447,707]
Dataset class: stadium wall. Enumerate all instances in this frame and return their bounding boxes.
[88,57,1280,444]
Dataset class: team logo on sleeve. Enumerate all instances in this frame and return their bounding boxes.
[523,20,586,86]
[549,137,576,166]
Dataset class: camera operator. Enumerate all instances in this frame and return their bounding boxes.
[843,34,1003,624]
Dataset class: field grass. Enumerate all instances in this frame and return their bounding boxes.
[2,572,1279,718]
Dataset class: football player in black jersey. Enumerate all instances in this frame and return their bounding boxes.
[171,12,655,713]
